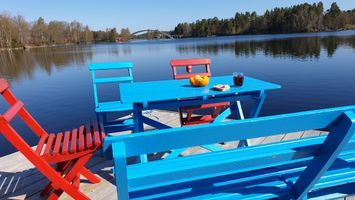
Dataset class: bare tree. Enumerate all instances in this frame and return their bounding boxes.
[0,13,15,48]
[31,17,48,45]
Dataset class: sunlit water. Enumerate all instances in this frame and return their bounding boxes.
[0,30,355,155]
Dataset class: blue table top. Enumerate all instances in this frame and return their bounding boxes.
[119,76,281,104]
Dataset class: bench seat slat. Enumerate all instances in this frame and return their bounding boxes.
[129,135,327,177]
[127,137,355,190]
[131,178,286,200]
[129,153,355,200]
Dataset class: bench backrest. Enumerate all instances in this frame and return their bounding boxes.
[105,105,355,199]
[88,62,133,108]
[104,105,355,156]
[170,58,211,80]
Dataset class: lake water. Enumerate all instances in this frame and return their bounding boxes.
[0,30,355,156]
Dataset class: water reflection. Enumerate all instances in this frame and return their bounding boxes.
[176,36,355,59]
[0,46,94,80]
[1,35,354,81]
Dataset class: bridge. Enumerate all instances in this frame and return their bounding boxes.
[131,29,175,39]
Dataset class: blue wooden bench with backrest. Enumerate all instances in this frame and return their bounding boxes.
[88,62,134,133]
[104,105,355,200]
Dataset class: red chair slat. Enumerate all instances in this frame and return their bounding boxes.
[170,58,211,66]
[85,124,93,149]
[0,79,9,93]
[62,131,70,154]
[36,134,48,155]
[2,101,24,123]
[53,132,63,156]
[93,122,101,146]
[78,126,85,151]
[170,58,211,80]
[44,134,56,156]
[70,128,78,153]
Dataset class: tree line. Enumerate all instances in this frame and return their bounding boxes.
[172,2,355,37]
[0,13,131,49]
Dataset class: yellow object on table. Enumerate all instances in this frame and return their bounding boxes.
[189,74,209,87]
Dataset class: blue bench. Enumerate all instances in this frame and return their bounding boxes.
[104,105,355,199]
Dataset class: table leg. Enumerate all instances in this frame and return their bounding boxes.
[236,101,250,147]
[249,91,266,119]
[133,103,148,163]
[239,91,266,147]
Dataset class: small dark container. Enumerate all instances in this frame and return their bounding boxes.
[233,72,244,86]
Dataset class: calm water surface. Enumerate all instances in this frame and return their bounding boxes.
[1,30,355,155]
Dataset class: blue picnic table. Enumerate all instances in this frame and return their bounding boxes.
[119,75,281,162]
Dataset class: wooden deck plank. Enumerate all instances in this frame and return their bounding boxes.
[260,134,285,144]
[282,131,304,141]
[301,129,322,138]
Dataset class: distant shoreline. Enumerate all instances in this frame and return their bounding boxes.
[0,43,94,51]
[1,29,354,51]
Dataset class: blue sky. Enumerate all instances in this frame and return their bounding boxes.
[1,0,354,32]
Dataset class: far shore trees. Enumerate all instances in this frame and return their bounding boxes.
[172,2,355,37]
[0,1,354,48]
[0,15,131,48]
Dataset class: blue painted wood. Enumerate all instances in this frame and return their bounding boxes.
[293,111,355,200]
[103,119,134,132]
[105,105,355,156]
[141,115,173,130]
[88,61,134,133]
[122,77,275,159]
[212,107,232,123]
[128,152,355,199]
[119,76,280,104]
[165,148,186,159]
[93,76,133,83]
[201,144,223,151]
[112,142,129,200]
[127,138,355,190]
[142,93,253,110]
[239,91,266,147]
[88,62,133,70]
[120,77,272,159]
[249,91,266,118]
[105,105,355,199]
[89,62,134,113]
[95,101,133,113]
[132,103,147,163]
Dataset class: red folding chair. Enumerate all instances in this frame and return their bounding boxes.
[170,58,229,126]
[0,79,104,200]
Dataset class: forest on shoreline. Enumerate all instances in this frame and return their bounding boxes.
[0,2,354,49]
[172,2,355,37]
[0,15,131,49]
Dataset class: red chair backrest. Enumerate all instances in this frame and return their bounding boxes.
[0,79,48,143]
[170,58,211,80]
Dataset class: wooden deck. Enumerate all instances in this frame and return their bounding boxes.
[0,110,353,200]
